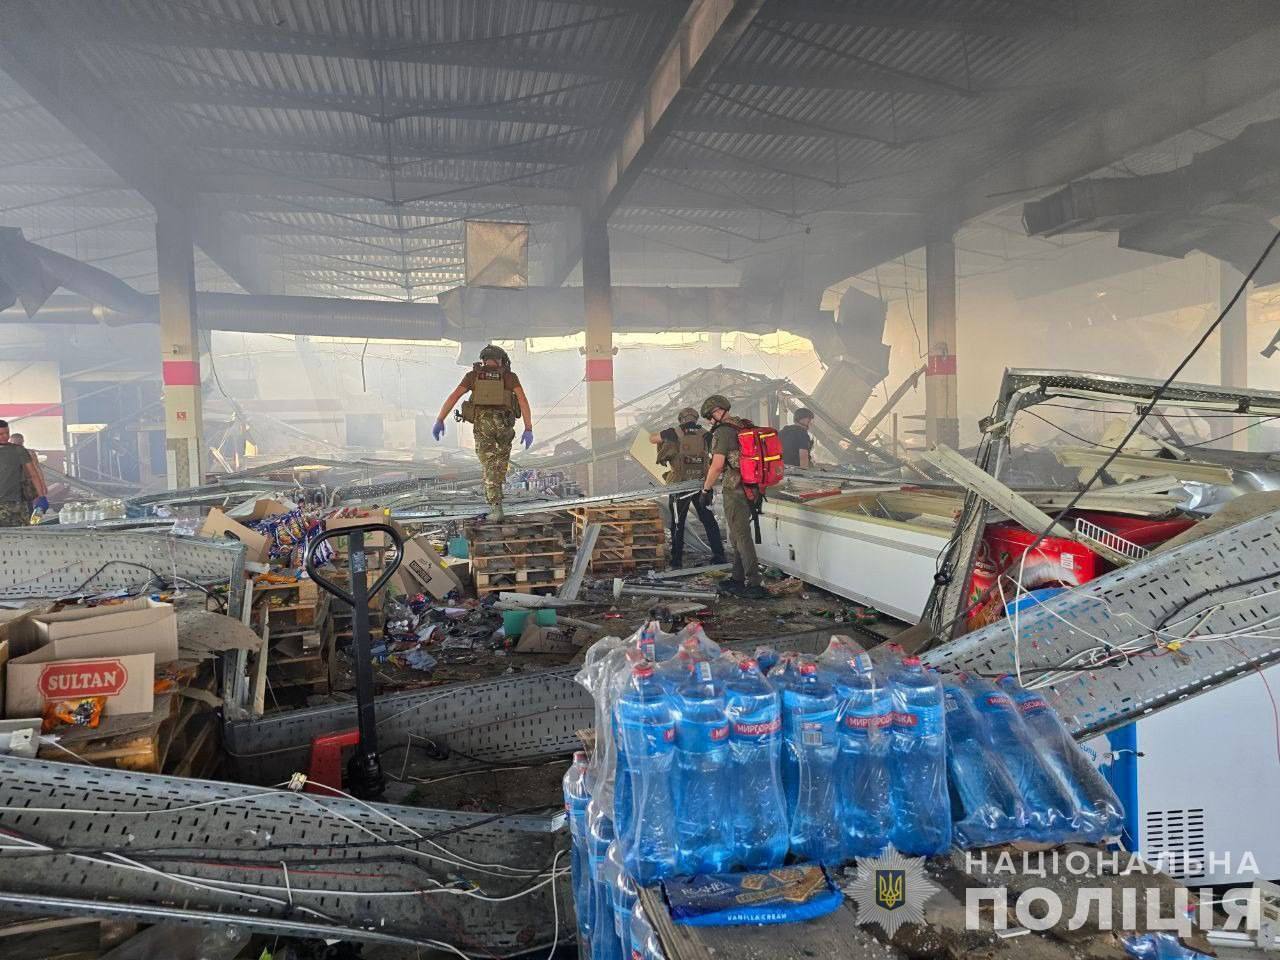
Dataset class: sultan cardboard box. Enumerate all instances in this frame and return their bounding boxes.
[5,599,178,719]
[200,508,272,564]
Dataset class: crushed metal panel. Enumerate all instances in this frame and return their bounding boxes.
[0,530,245,612]
[922,509,1280,739]
[464,220,528,288]
[225,628,847,786]
[0,757,567,951]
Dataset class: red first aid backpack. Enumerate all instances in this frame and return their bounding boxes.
[736,421,784,490]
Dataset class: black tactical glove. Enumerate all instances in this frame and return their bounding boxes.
[699,488,715,507]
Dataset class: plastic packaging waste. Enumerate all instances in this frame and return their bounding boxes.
[999,675,1124,840]
[606,839,638,958]
[615,662,679,883]
[1123,933,1212,960]
[781,662,841,862]
[942,679,1026,848]
[563,751,593,945]
[724,658,789,869]
[630,900,666,960]
[888,656,952,855]
[816,635,866,682]
[588,800,625,960]
[964,674,1076,842]
[674,660,732,875]
[833,653,893,858]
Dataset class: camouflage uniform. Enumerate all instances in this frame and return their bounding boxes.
[0,502,27,527]
[0,445,30,527]
[709,417,761,588]
[474,408,516,506]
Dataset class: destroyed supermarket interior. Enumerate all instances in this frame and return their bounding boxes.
[14,4,1280,960]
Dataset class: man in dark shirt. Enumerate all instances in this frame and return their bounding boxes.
[779,408,815,468]
[0,420,46,526]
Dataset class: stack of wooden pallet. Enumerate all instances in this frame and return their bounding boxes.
[572,501,667,576]
[251,577,330,694]
[468,519,567,595]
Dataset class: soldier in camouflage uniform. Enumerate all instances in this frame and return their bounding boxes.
[698,395,767,600]
[432,346,533,521]
[0,420,46,527]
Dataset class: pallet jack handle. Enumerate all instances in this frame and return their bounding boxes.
[305,522,404,799]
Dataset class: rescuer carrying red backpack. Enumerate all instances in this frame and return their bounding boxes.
[698,394,784,601]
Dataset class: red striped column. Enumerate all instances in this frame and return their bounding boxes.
[582,215,617,493]
[925,238,960,449]
[156,209,204,489]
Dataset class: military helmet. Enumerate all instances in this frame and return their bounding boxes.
[700,394,731,419]
[479,344,510,365]
[677,406,699,425]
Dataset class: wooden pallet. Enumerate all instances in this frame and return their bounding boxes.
[571,501,667,574]
[39,665,218,774]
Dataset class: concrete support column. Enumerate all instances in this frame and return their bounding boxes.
[156,207,204,489]
[925,238,960,449]
[1218,259,1249,451]
[581,214,617,493]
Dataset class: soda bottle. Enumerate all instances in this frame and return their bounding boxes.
[998,676,1124,841]
[562,751,594,945]
[964,675,1076,842]
[833,653,893,858]
[724,659,789,869]
[614,710,635,860]
[606,839,638,957]
[674,661,732,875]
[615,663,679,884]
[888,656,952,855]
[942,679,1026,848]
[781,662,841,863]
[630,900,667,960]
[588,799,625,960]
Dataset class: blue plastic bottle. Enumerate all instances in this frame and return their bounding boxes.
[942,679,1026,848]
[888,656,952,855]
[724,658,789,869]
[615,662,679,884]
[562,751,594,946]
[606,839,638,958]
[588,799,624,960]
[630,900,667,960]
[964,675,1076,842]
[781,661,841,862]
[999,676,1124,840]
[614,710,635,861]
[834,653,893,858]
[674,660,732,875]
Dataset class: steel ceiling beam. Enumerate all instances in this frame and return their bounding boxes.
[760,19,1280,303]
[0,3,278,294]
[584,0,768,223]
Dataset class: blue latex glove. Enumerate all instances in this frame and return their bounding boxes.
[521,429,534,449]
[33,496,48,512]
[432,419,445,441]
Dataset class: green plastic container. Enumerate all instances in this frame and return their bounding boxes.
[502,610,530,635]
[534,608,557,627]
[448,536,469,558]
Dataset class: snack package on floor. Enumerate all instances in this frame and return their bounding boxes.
[663,864,843,926]
[42,695,106,733]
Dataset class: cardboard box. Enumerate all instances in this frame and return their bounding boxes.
[392,536,465,601]
[7,651,157,717]
[5,599,179,719]
[201,508,272,564]
[235,498,294,522]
